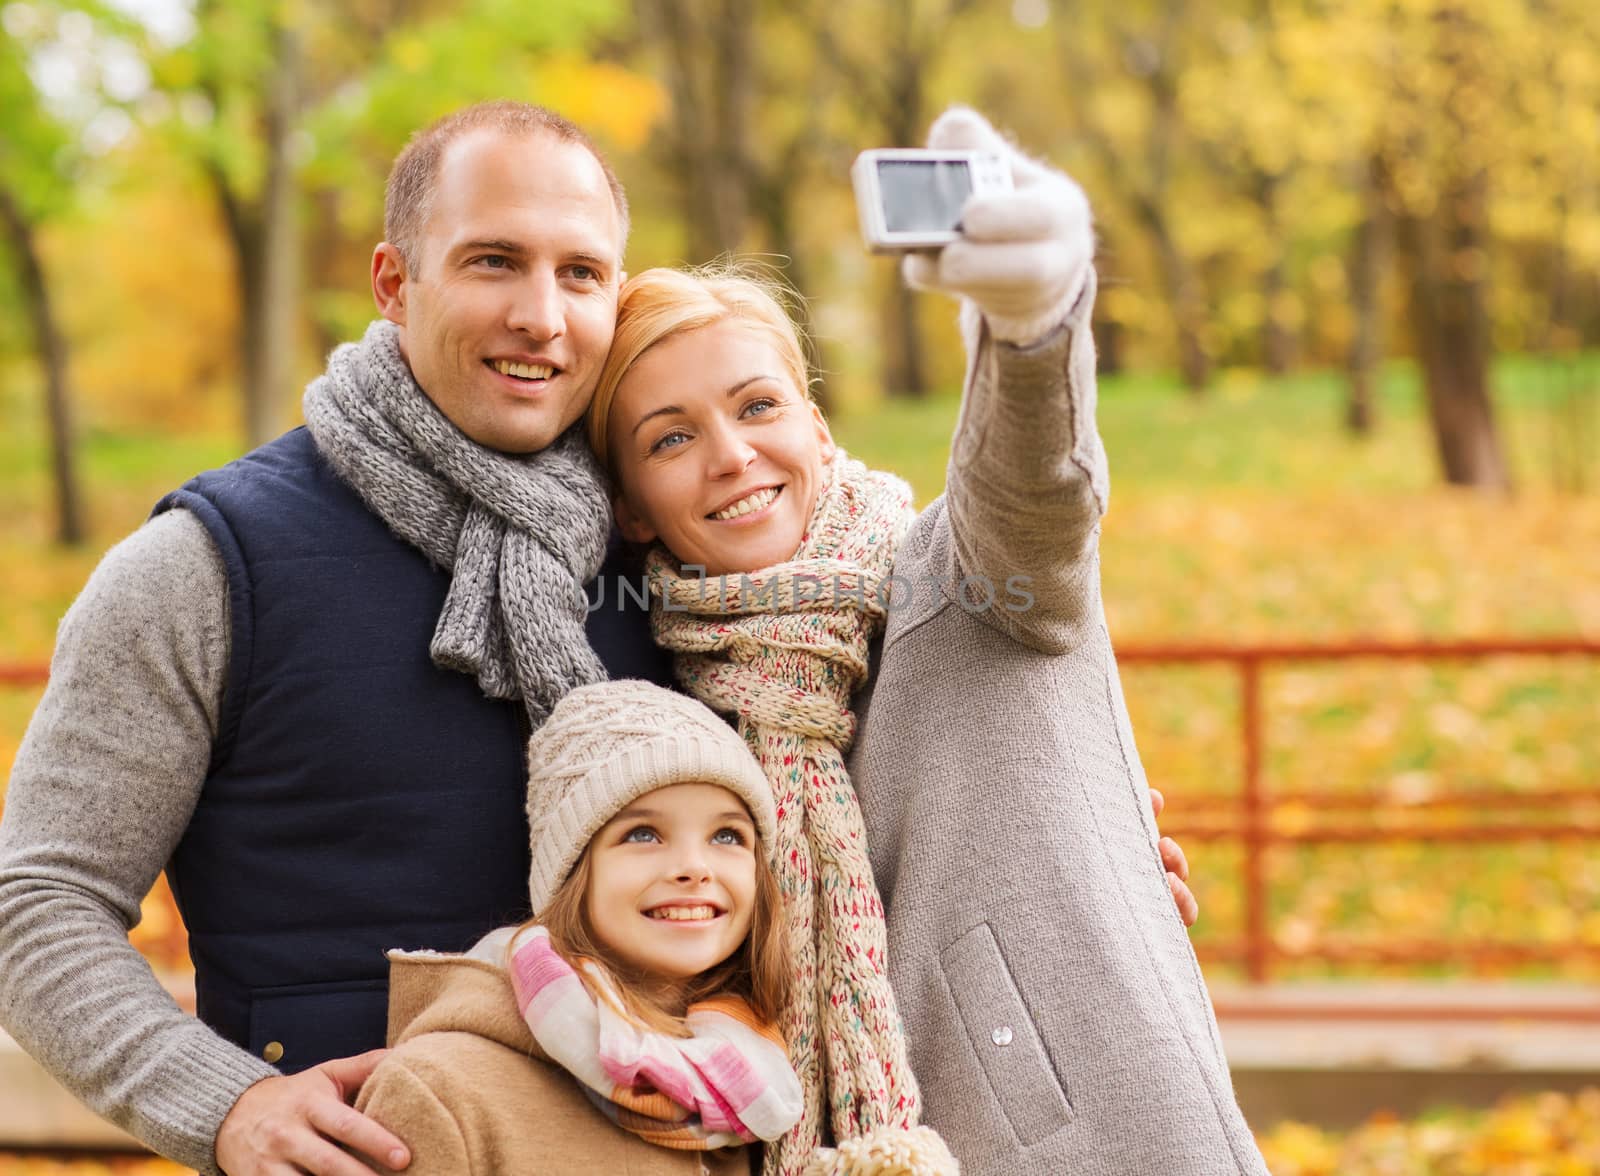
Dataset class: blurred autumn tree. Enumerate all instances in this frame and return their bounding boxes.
[300,0,664,349]
[4,0,1598,490]
[625,0,991,401]
[0,1,98,543]
[2,1,76,544]
[137,0,655,445]
[977,0,1600,488]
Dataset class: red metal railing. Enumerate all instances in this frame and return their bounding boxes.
[5,639,1599,1007]
[1117,637,1600,991]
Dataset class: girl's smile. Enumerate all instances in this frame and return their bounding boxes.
[584,782,759,989]
[607,319,835,576]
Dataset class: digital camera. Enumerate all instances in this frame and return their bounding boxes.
[851,148,1012,253]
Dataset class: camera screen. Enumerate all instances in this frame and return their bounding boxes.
[877,160,973,233]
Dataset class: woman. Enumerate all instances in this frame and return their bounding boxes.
[586,110,1269,1176]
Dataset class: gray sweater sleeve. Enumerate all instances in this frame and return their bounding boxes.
[0,509,277,1173]
[942,273,1109,654]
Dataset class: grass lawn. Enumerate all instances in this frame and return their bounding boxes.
[2,355,1598,987]
[0,355,1597,1168]
[834,358,1600,983]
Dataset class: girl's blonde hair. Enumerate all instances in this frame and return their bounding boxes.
[588,264,814,470]
[523,825,791,1038]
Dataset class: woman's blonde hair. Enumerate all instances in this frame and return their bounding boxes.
[588,264,813,470]
[520,824,791,1038]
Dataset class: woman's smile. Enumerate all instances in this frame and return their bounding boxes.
[707,484,783,522]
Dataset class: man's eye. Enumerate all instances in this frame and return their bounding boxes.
[622,826,659,843]
[712,827,747,847]
[479,255,509,269]
[570,264,598,281]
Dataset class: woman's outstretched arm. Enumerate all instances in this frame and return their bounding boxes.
[903,108,1107,654]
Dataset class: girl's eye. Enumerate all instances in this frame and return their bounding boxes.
[621,826,660,844]
[711,827,747,847]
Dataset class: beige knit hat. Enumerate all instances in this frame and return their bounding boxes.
[525,679,778,914]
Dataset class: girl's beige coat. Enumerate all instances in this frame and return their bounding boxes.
[357,952,751,1176]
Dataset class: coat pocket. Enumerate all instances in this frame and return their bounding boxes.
[941,922,1073,1145]
[247,978,389,1074]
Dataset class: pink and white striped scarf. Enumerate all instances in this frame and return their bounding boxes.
[508,925,803,1150]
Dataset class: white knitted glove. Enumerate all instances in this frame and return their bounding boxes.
[902,107,1093,346]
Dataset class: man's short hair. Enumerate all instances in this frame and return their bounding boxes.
[384,100,631,272]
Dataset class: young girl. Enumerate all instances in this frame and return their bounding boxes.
[585,111,1267,1176]
[355,679,802,1174]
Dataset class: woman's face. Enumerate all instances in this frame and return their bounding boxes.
[607,319,834,576]
[585,783,759,986]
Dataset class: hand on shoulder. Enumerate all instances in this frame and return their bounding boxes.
[216,1049,410,1176]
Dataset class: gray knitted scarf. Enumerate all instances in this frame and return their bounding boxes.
[302,319,610,723]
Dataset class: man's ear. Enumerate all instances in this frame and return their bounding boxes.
[612,491,658,545]
[372,243,408,324]
[810,400,836,462]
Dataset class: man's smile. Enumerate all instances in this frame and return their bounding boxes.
[490,358,556,381]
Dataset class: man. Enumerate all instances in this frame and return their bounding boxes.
[0,101,1199,1175]
[0,102,665,1176]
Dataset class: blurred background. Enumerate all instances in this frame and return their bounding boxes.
[2,0,1598,1171]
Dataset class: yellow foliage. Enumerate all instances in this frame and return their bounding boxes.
[1258,1088,1600,1174]
[44,150,238,437]
[391,32,430,74]
[534,56,667,153]
[0,1160,187,1174]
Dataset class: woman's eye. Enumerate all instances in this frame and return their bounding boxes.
[622,826,659,843]
[742,398,777,418]
[650,430,689,453]
[711,827,747,847]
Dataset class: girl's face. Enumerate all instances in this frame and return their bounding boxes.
[607,319,835,576]
[585,783,759,988]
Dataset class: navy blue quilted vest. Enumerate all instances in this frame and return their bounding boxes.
[152,427,670,1073]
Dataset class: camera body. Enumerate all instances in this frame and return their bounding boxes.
[851,148,1012,253]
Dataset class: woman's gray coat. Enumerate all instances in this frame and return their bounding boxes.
[848,287,1269,1175]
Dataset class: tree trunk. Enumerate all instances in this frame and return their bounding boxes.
[1256,174,1295,375]
[709,0,752,254]
[1094,303,1124,376]
[1345,156,1391,437]
[307,187,346,361]
[1390,4,1509,490]
[0,185,85,545]
[1396,168,1509,490]
[241,22,302,447]
[1260,259,1294,375]
[645,0,751,260]
[883,275,928,399]
[879,26,929,398]
[1142,205,1209,393]
[750,177,831,413]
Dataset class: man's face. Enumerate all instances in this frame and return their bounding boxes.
[374,129,622,454]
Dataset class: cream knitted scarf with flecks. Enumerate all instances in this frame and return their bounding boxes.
[648,451,958,1176]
